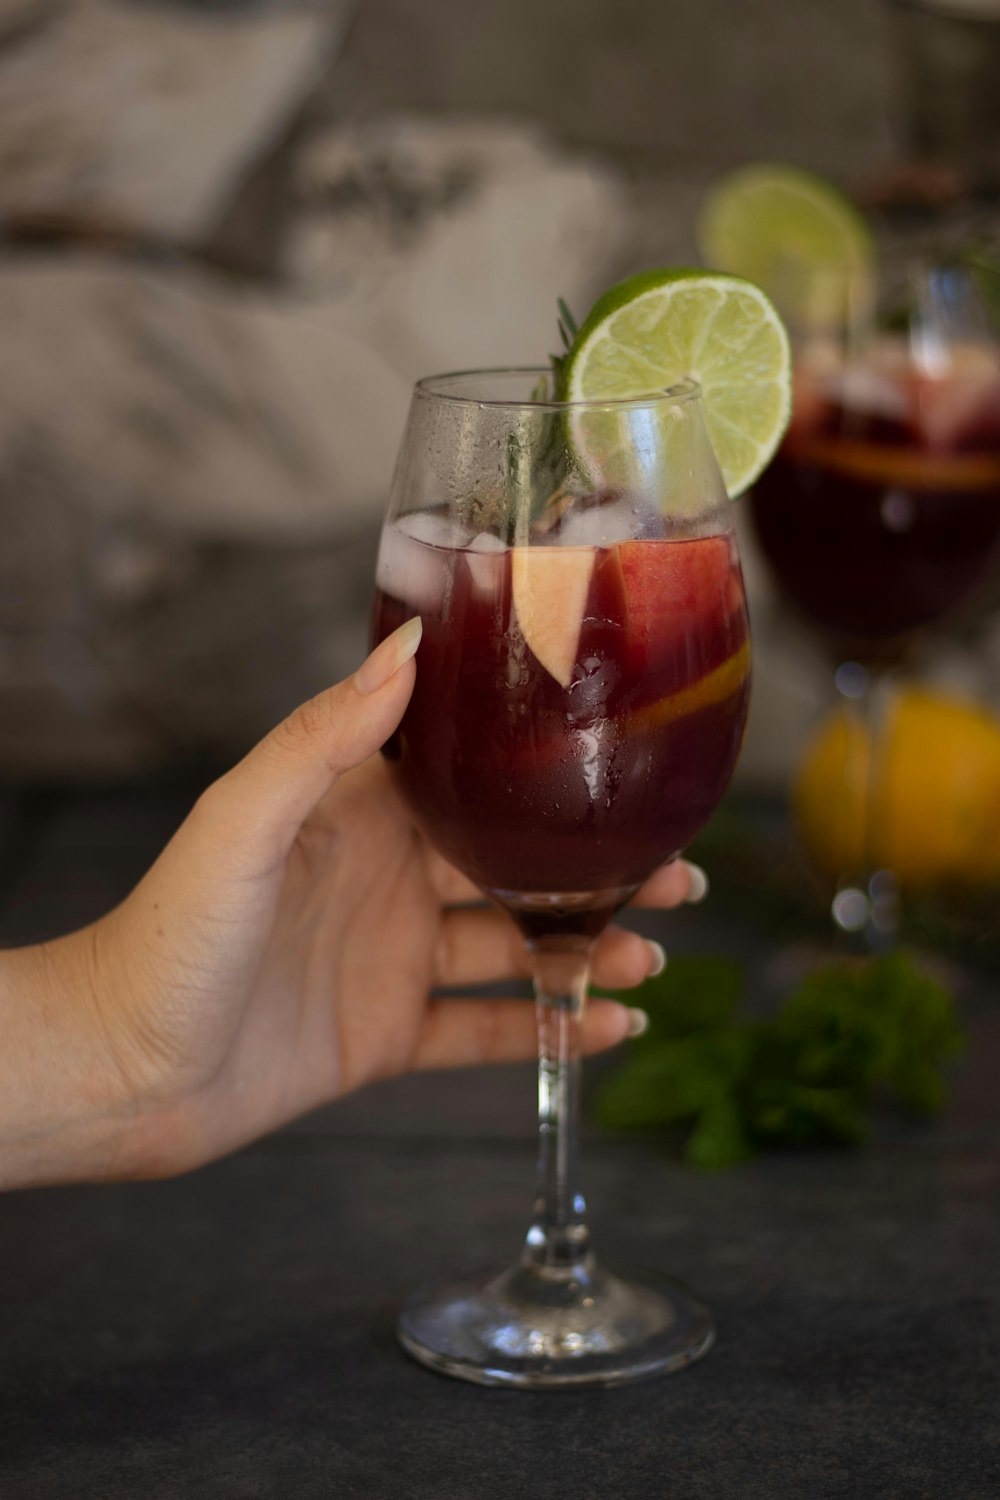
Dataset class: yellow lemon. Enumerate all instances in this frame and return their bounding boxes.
[793,688,1000,888]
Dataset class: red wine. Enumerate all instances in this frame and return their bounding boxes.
[372,518,750,913]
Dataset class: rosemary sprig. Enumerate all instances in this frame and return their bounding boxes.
[499,297,584,536]
[550,296,579,395]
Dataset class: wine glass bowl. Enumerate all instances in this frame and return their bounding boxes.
[371,369,751,1387]
[751,265,1000,664]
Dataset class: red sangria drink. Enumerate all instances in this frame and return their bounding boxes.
[373,514,749,935]
[751,336,1000,661]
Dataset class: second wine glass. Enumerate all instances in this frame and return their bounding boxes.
[750,262,1000,935]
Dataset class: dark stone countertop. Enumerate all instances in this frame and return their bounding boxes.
[0,783,998,1499]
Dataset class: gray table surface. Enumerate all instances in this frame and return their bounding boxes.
[0,784,998,1499]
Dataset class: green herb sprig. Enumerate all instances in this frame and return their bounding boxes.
[594,951,963,1170]
[503,298,583,534]
[550,296,578,395]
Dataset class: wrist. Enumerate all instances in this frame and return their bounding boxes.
[0,928,151,1190]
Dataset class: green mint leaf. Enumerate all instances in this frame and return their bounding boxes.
[771,964,889,1091]
[684,1092,754,1170]
[628,956,746,1041]
[591,949,962,1168]
[595,1025,752,1133]
[595,1045,692,1131]
[747,1078,866,1147]
[861,951,962,1113]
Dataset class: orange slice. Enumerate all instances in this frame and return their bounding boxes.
[511,546,595,687]
[784,435,1000,491]
[629,639,751,732]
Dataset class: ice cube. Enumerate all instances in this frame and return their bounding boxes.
[465,530,508,592]
[910,341,1000,450]
[820,336,910,424]
[397,509,472,549]
[376,510,464,611]
[788,338,842,440]
[554,494,665,547]
[834,368,910,423]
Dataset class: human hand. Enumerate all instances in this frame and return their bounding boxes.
[1,619,706,1188]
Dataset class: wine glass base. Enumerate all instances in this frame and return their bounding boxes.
[397,1256,714,1389]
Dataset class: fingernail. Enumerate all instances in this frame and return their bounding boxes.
[647,940,667,977]
[685,862,709,904]
[355,617,423,695]
[626,1007,650,1038]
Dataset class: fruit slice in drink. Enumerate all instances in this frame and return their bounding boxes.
[510,547,594,688]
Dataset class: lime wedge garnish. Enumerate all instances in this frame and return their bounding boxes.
[696,162,874,330]
[563,268,791,498]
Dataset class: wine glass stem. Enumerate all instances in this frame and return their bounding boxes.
[524,935,593,1273]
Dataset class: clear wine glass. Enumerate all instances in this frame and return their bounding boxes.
[750,261,1000,938]
[371,369,751,1388]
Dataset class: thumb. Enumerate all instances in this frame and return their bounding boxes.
[199,616,422,870]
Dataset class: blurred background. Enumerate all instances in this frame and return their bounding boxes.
[0,0,998,834]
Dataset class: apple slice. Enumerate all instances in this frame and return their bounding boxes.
[617,535,734,659]
[511,546,595,687]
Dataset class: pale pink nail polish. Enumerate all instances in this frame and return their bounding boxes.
[627,1007,650,1038]
[355,617,423,695]
[647,940,667,977]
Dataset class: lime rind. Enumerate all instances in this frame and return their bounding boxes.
[563,269,792,499]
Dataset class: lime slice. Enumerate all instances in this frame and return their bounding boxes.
[696,162,874,329]
[563,269,791,498]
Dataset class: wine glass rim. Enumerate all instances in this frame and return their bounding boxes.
[414,367,702,412]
